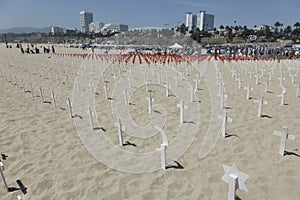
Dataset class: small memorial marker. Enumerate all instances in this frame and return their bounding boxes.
[123,88,129,106]
[296,83,299,98]
[30,83,34,97]
[39,87,45,103]
[51,90,56,109]
[104,83,109,99]
[221,163,249,200]
[88,106,95,131]
[218,109,233,138]
[0,161,8,192]
[254,96,268,117]
[244,84,253,100]
[115,118,126,146]
[165,81,170,97]
[177,99,188,124]
[146,94,154,114]
[154,126,168,170]
[273,127,296,156]
[67,97,73,118]
[277,86,286,106]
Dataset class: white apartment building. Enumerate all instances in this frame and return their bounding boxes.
[101,23,128,35]
[80,11,93,33]
[89,22,105,33]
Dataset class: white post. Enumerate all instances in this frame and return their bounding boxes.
[65,74,69,86]
[273,127,296,156]
[254,74,259,84]
[51,90,56,109]
[296,83,299,98]
[77,78,80,91]
[175,74,179,87]
[17,195,22,200]
[21,78,25,92]
[146,94,154,114]
[244,84,253,100]
[265,80,269,93]
[123,88,129,106]
[165,81,170,97]
[115,119,126,146]
[0,162,8,192]
[128,75,132,89]
[190,85,194,103]
[177,99,187,124]
[67,97,73,118]
[160,144,167,170]
[88,106,94,131]
[104,83,109,99]
[228,174,238,200]
[194,78,198,92]
[39,87,44,103]
[30,83,34,97]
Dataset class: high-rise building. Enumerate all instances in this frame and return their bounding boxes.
[80,11,93,33]
[185,12,197,32]
[196,11,214,31]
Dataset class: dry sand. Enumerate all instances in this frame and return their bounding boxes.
[0,44,299,200]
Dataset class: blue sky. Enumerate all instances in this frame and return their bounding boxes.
[0,0,299,30]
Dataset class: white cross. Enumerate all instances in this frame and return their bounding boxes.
[30,83,34,97]
[88,106,95,131]
[296,83,299,98]
[128,75,132,89]
[265,80,269,93]
[0,161,8,192]
[146,94,154,114]
[165,81,170,97]
[254,74,260,85]
[273,127,296,156]
[244,84,253,100]
[123,88,129,106]
[194,78,199,92]
[218,109,233,138]
[154,126,168,170]
[67,97,73,118]
[51,90,56,109]
[39,87,45,103]
[104,83,109,99]
[277,86,286,106]
[115,118,127,146]
[254,96,268,117]
[221,163,249,200]
[177,99,188,124]
[189,85,195,103]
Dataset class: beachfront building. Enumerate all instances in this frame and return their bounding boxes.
[196,11,215,31]
[101,23,128,35]
[89,22,105,33]
[51,26,64,35]
[80,11,93,33]
[185,12,197,32]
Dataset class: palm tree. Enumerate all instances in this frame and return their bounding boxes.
[294,22,300,29]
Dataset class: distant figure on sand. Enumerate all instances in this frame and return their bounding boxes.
[52,45,55,54]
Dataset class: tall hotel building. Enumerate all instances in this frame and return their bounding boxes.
[185,12,197,32]
[80,11,93,33]
[197,11,214,31]
[186,11,214,32]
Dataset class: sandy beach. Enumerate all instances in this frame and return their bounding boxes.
[0,44,299,200]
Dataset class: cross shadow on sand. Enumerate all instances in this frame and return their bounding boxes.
[8,180,27,195]
[166,161,184,170]
[284,150,300,157]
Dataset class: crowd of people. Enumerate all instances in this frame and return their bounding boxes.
[5,42,56,54]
